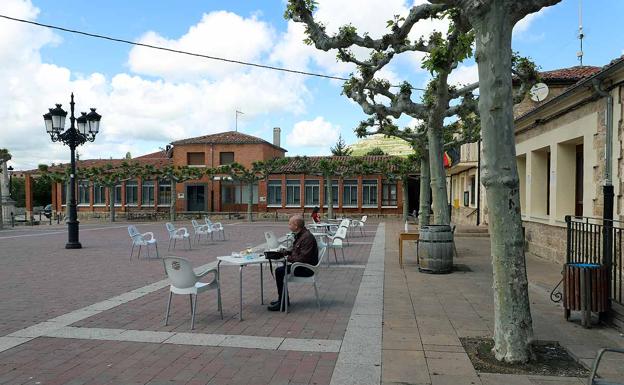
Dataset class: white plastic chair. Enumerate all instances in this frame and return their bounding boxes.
[281,244,327,312]
[163,256,222,329]
[191,219,212,244]
[329,219,350,245]
[128,225,159,259]
[166,222,191,250]
[350,215,367,237]
[264,231,282,251]
[325,226,347,264]
[204,216,225,240]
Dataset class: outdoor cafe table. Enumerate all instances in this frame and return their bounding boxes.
[217,253,285,321]
[309,222,334,233]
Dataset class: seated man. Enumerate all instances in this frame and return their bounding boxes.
[268,214,318,311]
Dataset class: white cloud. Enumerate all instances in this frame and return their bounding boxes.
[513,7,548,37]
[286,117,340,148]
[128,11,275,81]
[447,64,479,87]
[0,0,310,170]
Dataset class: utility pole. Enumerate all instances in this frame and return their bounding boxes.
[235,109,244,132]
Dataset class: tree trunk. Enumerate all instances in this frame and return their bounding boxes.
[247,181,253,222]
[418,155,431,227]
[427,126,449,225]
[473,4,533,363]
[109,186,115,222]
[326,175,334,219]
[170,179,177,222]
[401,180,409,222]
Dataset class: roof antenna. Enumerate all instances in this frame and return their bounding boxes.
[577,0,584,66]
[235,109,244,132]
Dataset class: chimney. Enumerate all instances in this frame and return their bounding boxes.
[273,127,281,148]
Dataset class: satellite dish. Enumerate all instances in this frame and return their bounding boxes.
[529,82,549,102]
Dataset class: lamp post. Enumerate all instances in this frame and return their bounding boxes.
[6,166,13,198]
[43,93,101,249]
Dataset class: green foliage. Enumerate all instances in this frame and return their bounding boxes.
[0,148,11,164]
[32,177,51,207]
[386,14,405,31]
[10,178,25,207]
[330,134,353,156]
[284,0,317,20]
[365,147,386,156]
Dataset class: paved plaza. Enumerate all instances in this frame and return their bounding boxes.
[0,219,622,384]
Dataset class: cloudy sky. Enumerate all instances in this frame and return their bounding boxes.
[1,0,623,169]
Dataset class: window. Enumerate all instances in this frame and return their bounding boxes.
[126,180,138,205]
[158,179,171,205]
[362,180,378,207]
[286,180,301,206]
[304,180,320,206]
[529,148,549,217]
[469,176,476,206]
[382,182,397,206]
[94,184,105,205]
[267,180,282,206]
[114,184,122,205]
[78,181,90,205]
[219,152,234,165]
[324,180,338,206]
[142,180,155,206]
[187,152,204,166]
[343,179,358,207]
[221,181,258,204]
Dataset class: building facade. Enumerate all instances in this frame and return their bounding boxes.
[31,129,411,219]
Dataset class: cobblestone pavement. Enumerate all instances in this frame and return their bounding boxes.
[0,219,378,385]
[384,221,624,385]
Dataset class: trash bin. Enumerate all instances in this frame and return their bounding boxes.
[563,262,609,328]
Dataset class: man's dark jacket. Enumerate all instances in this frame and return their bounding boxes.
[287,227,318,266]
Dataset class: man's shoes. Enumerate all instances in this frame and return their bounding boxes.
[267,302,282,311]
[270,299,290,306]
[267,298,291,311]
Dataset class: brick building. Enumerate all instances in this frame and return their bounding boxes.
[29,129,412,219]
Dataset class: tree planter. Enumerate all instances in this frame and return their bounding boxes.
[418,224,453,274]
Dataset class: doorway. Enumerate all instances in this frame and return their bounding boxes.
[187,185,205,211]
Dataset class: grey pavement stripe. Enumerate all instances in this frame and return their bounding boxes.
[0,224,133,239]
[330,222,384,385]
[36,326,340,352]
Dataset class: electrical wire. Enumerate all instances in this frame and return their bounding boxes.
[0,13,425,90]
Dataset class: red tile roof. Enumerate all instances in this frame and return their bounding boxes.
[171,131,286,152]
[539,66,601,83]
[26,156,172,174]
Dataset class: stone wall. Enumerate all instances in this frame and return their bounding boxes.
[523,220,567,264]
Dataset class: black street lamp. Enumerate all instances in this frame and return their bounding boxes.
[7,166,13,198]
[43,93,101,249]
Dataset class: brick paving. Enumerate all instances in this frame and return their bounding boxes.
[0,219,377,384]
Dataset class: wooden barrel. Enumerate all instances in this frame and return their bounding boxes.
[563,263,609,313]
[418,225,453,274]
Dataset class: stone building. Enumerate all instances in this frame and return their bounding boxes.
[447,58,624,266]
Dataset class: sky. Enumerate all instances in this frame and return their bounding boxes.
[0,0,623,170]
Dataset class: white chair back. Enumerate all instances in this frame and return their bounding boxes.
[128,225,140,238]
[361,215,367,223]
[265,231,280,249]
[165,222,175,234]
[191,219,201,230]
[339,219,350,228]
[163,257,197,289]
[335,226,348,240]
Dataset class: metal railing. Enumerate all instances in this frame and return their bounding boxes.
[566,215,624,308]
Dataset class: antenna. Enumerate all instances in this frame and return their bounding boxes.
[235,109,244,132]
[577,0,584,66]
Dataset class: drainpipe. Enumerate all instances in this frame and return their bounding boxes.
[477,139,481,226]
[593,78,614,315]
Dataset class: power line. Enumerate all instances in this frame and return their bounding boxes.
[0,13,425,91]
[0,14,350,82]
